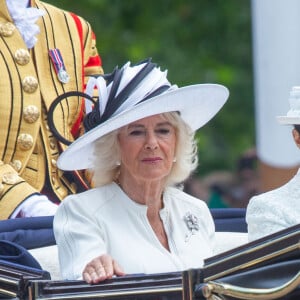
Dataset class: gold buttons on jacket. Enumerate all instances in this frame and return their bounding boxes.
[23,105,40,123]
[51,159,57,167]
[17,133,34,150]
[2,172,21,185]
[22,76,38,93]
[50,140,57,150]
[15,49,30,65]
[10,160,22,172]
[0,22,15,37]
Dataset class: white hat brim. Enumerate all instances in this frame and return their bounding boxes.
[57,83,229,171]
[277,116,300,125]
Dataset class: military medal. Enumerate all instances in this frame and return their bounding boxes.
[49,49,70,84]
[58,68,70,84]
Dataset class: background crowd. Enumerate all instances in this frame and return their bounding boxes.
[184,148,260,208]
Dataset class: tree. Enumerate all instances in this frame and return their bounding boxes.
[49,0,254,175]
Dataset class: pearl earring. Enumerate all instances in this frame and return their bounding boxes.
[116,161,121,166]
[173,157,177,163]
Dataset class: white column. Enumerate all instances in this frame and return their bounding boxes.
[252,0,300,168]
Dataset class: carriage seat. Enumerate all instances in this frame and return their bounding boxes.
[0,208,248,280]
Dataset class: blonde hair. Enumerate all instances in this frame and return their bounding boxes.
[91,112,198,187]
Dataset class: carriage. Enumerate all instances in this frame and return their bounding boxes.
[0,209,299,300]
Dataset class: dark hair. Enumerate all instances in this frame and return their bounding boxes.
[294,125,300,134]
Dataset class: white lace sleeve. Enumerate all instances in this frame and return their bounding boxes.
[246,171,300,242]
[246,188,299,241]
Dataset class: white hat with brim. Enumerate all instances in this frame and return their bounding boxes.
[57,83,229,171]
[277,86,300,125]
[276,116,300,125]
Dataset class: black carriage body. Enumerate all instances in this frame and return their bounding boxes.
[0,213,299,300]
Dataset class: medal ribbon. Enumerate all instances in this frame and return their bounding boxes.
[49,49,68,80]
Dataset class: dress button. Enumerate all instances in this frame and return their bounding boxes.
[0,22,15,37]
[51,159,57,167]
[23,105,40,123]
[15,48,30,65]
[50,140,57,150]
[22,76,39,93]
[10,160,22,172]
[2,172,21,185]
[17,133,34,150]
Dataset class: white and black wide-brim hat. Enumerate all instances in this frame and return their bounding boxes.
[56,59,229,171]
[277,86,300,125]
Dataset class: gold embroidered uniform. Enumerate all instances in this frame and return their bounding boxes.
[0,0,103,219]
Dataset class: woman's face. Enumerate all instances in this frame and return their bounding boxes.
[118,114,177,183]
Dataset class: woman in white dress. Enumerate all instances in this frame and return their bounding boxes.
[53,59,229,283]
[246,86,300,241]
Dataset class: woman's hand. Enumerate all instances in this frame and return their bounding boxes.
[82,254,126,284]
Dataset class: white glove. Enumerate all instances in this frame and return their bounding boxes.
[10,194,58,218]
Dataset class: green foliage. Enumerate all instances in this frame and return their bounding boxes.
[47,0,254,175]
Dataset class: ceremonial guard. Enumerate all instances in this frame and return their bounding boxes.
[0,0,103,219]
